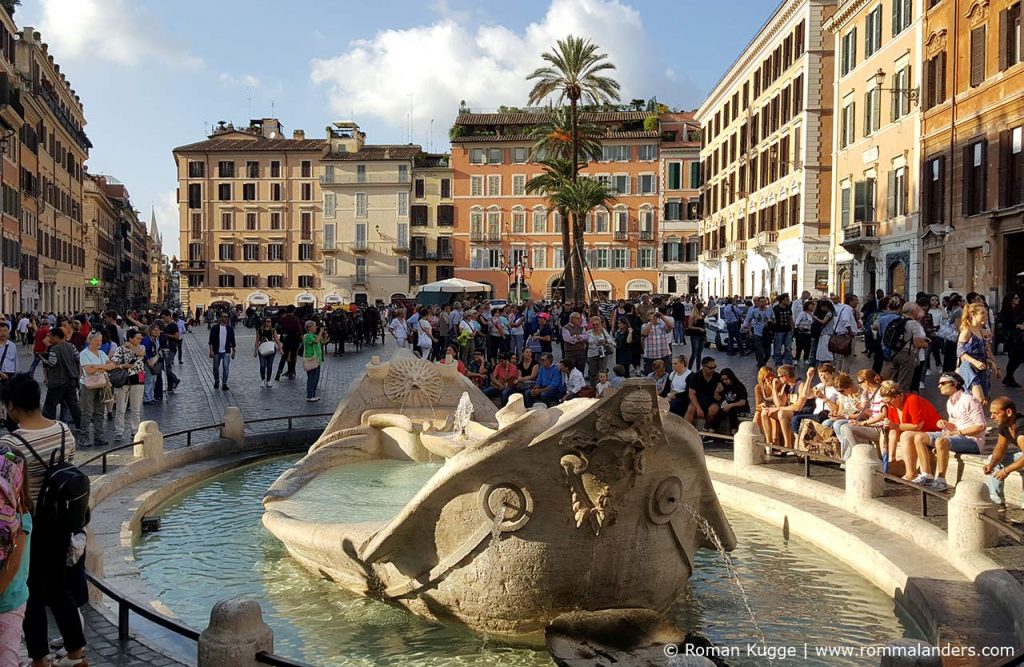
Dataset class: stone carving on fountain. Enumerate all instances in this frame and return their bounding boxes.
[263,367,735,635]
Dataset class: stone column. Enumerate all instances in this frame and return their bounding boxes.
[198,598,273,667]
[220,407,245,447]
[948,480,998,552]
[733,420,763,469]
[133,421,164,461]
[845,444,884,502]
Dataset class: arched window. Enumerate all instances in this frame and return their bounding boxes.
[532,206,547,233]
[511,206,526,234]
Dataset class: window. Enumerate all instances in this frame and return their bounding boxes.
[268,244,284,261]
[270,212,281,230]
[437,236,452,258]
[863,88,880,136]
[888,167,908,218]
[512,209,526,234]
[601,145,630,162]
[188,161,204,178]
[667,162,681,189]
[892,0,912,36]
[301,161,312,178]
[553,211,563,233]
[612,248,628,268]
[270,161,280,178]
[398,164,409,183]
[487,175,501,196]
[355,258,367,282]
[924,52,947,109]
[355,193,367,218]
[187,183,201,209]
[190,213,202,237]
[924,156,945,224]
[218,183,231,201]
[532,246,547,269]
[246,161,259,178]
[299,244,314,261]
[593,248,609,269]
[532,208,546,233]
[638,145,657,161]
[271,183,281,201]
[218,161,235,178]
[638,174,657,194]
[245,212,257,230]
[512,174,526,196]
[242,183,256,201]
[470,148,485,164]
[301,212,312,240]
[188,242,203,261]
[440,178,451,198]
[488,248,501,268]
[301,183,312,201]
[437,204,454,226]
[840,29,857,76]
[553,246,564,268]
[324,257,336,277]
[1001,126,1024,207]
[487,210,501,240]
[1001,3,1022,71]
[221,212,233,230]
[355,223,367,248]
[595,209,609,233]
[865,5,882,57]
[638,247,654,268]
[244,243,260,261]
[324,192,336,218]
[964,140,987,215]
[793,74,804,114]
[487,148,502,164]
[891,66,912,121]
[414,178,424,199]
[218,243,235,261]
[470,176,483,197]
[664,201,682,221]
[971,26,986,87]
[639,209,654,235]
[298,275,315,289]
[690,162,701,189]
[218,274,235,288]
[840,184,851,228]
[853,178,876,222]
[840,100,856,148]
[324,223,336,250]
[512,147,528,164]
[397,192,408,217]
[611,175,629,195]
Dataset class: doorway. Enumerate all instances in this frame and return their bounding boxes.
[1005,233,1024,296]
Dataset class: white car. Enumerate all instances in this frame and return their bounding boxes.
[487,299,508,310]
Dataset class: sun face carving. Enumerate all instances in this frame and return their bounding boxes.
[383,357,443,407]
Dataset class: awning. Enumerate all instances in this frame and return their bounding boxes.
[417,278,493,294]
[247,292,270,306]
[324,293,342,304]
[295,292,317,305]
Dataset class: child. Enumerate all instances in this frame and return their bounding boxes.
[595,370,613,397]
[0,450,31,667]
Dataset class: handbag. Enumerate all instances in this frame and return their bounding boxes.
[259,341,277,356]
[303,354,320,372]
[83,371,108,390]
[828,333,853,356]
[109,368,129,388]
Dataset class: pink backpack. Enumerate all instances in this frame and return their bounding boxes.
[0,450,24,563]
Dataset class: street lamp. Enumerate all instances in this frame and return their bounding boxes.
[497,250,533,305]
[873,68,919,106]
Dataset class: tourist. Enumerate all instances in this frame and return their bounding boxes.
[0,447,30,667]
[560,358,588,401]
[809,299,834,367]
[771,365,815,451]
[40,327,81,431]
[388,308,410,350]
[255,318,282,388]
[414,311,433,360]
[439,345,467,376]
[531,312,555,356]
[743,297,775,368]
[790,363,837,435]
[685,356,722,428]
[876,381,942,477]
[176,312,187,364]
[793,299,814,365]
[861,289,885,354]
[984,397,1024,507]
[595,370,614,398]
[613,318,634,376]
[903,372,987,492]
[608,365,627,388]
[561,312,588,373]
[720,297,743,356]
[79,332,114,448]
[16,313,30,345]
[0,375,87,667]
[958,302,998,405]
[648,359,669,395]
[666,355,691,417]
[716,368,749,434]
[641,308,673,375]
[941,294,965,372]
[526,353,564,407]
[753,366,779,446]
[275,306,303,380]
[0,322,17,385]
[503,348,539,402]
[302,320,326,402]
[466,350,490,389]
[485,353,520,404]
[686,303,707,371]
[508,306,525,360]
[838,372,888,462]
[110,329,146,442]
[927,295,947,372]
[28,320,50,376]
[586,316,615,387]
[772,293,794,366]
[888,303,929,392]
[1000,294,1024,387]
[820,293,859,374]
[820,373,862,435]
[208,312,236,391]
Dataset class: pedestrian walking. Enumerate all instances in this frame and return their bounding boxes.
[208,313,236,391]
[40,327,81,431]
[111,329,146,442]
[255,318,282,388]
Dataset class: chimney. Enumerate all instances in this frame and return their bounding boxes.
[293,129,305,140]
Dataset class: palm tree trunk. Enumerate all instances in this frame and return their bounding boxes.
[568,95,580,302]
[561,208,574,303]
[571,218,586,302]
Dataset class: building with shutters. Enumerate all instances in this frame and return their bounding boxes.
[450,110,662,302]
[658,113,703,296]
[696,0,836,300]
[409,155,456,289]
[172,118,326,316]
[919,0,1024,301]
[82,174,121,311]
[826,0,924,299]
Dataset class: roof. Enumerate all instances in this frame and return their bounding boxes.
[173,138,328,153]
[452,130,661,143]
[454,111,649,126]
[324,144,423,161]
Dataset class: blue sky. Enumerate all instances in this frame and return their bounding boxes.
[16,0,775,257]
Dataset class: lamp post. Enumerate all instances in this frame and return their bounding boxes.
[497,250,533,305]
[873,68,919,106]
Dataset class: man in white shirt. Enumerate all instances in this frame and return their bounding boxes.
[176,314,187,364]
[16,315,30,345]
[828,294,860,374]
[0,321,17,381]
[559,358,587,400]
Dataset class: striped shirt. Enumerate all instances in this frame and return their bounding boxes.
[1,422,75,501]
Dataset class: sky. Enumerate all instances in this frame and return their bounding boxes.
[15,0,776,258]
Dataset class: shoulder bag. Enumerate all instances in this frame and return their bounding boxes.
[259,340,277,356]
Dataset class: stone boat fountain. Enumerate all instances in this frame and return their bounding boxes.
[262,350,735,635]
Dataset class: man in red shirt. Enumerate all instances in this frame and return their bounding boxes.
[28,321,50,375]
[878,380,942,480]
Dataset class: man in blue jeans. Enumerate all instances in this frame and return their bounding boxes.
[207,313,236,390]
[720,298,742,356]
[772,293,794,366]
[525,353,564,407]
[985,397,1024,507]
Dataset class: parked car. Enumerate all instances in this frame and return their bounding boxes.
[703,306,732,351]
[488,299,509,310]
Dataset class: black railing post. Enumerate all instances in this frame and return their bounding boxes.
[287,417,293,431]
[118,600,130,641]
[102,453,108,474]
[921,491,928,517]
[187,431,192,447]
[804,454,810,478]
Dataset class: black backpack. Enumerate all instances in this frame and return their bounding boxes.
[882,317,910,356]
[12,424,90,534]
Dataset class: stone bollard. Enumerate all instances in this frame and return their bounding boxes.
[947,480,999,552]
[733,420,763,469]
[133,421,164,461]
[198,598,273,667]
[846,444,884,502]
[220,407,245,447]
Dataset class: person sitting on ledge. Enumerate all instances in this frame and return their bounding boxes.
[685,357,722,429]
[904,372,988,492]
[465,349,490,390]
[608,364,627,388]
[560,358,588,401]
[525,353,563,408]
[877,380,942,477]
[984,397,1024,507]
[484,352,520,406]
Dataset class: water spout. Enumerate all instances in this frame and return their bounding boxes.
[453,392,474,439]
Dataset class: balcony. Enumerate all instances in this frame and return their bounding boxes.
[470,231,484,242]
[352,239,369,253]
[322,173,411,186]
[411,247,428,260]
[613,230,629,241]
[179,260,206,273]
[393,241,410,254]
[353,272,368,286]
[753,231,778,249]
[487,232,502,243]
[0,75,23,127]
[724,239,747,257]
[840,222,879,256]
[638,230,654,241]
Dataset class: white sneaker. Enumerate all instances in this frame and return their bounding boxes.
[911,473,933,486]
[929,477,949,492]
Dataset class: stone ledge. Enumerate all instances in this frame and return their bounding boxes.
[954,453,1022,507]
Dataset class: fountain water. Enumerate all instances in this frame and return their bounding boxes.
[453,392,474,439]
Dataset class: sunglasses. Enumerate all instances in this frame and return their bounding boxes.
[938,380,953,387]
[704,365,717,370]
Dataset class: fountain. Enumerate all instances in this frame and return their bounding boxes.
[262,350,736,635]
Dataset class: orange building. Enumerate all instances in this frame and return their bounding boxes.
[450,111,663,301]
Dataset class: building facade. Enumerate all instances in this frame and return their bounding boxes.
[450,110,662,302]
[319,122,419,305]
[697,0,836,299]
[82,174,119,311]
[657,113,703,296]
[410,155,456,289]
[0,8,20,313]
[148,210,168,306]
[919,0,1024,302]
[827,0,924,299]
[173,118,326,315]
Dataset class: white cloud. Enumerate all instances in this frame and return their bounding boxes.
[153,190,181,259]
[33,0,202,69]
[310,0,697,138]
[219,73,262,89]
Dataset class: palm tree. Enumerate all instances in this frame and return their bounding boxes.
[526,157,575,297]
[527,36,619,301]
[549,177,617,301]
[528,106,603,165]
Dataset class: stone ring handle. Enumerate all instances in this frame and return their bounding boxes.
[478,482,533,533]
